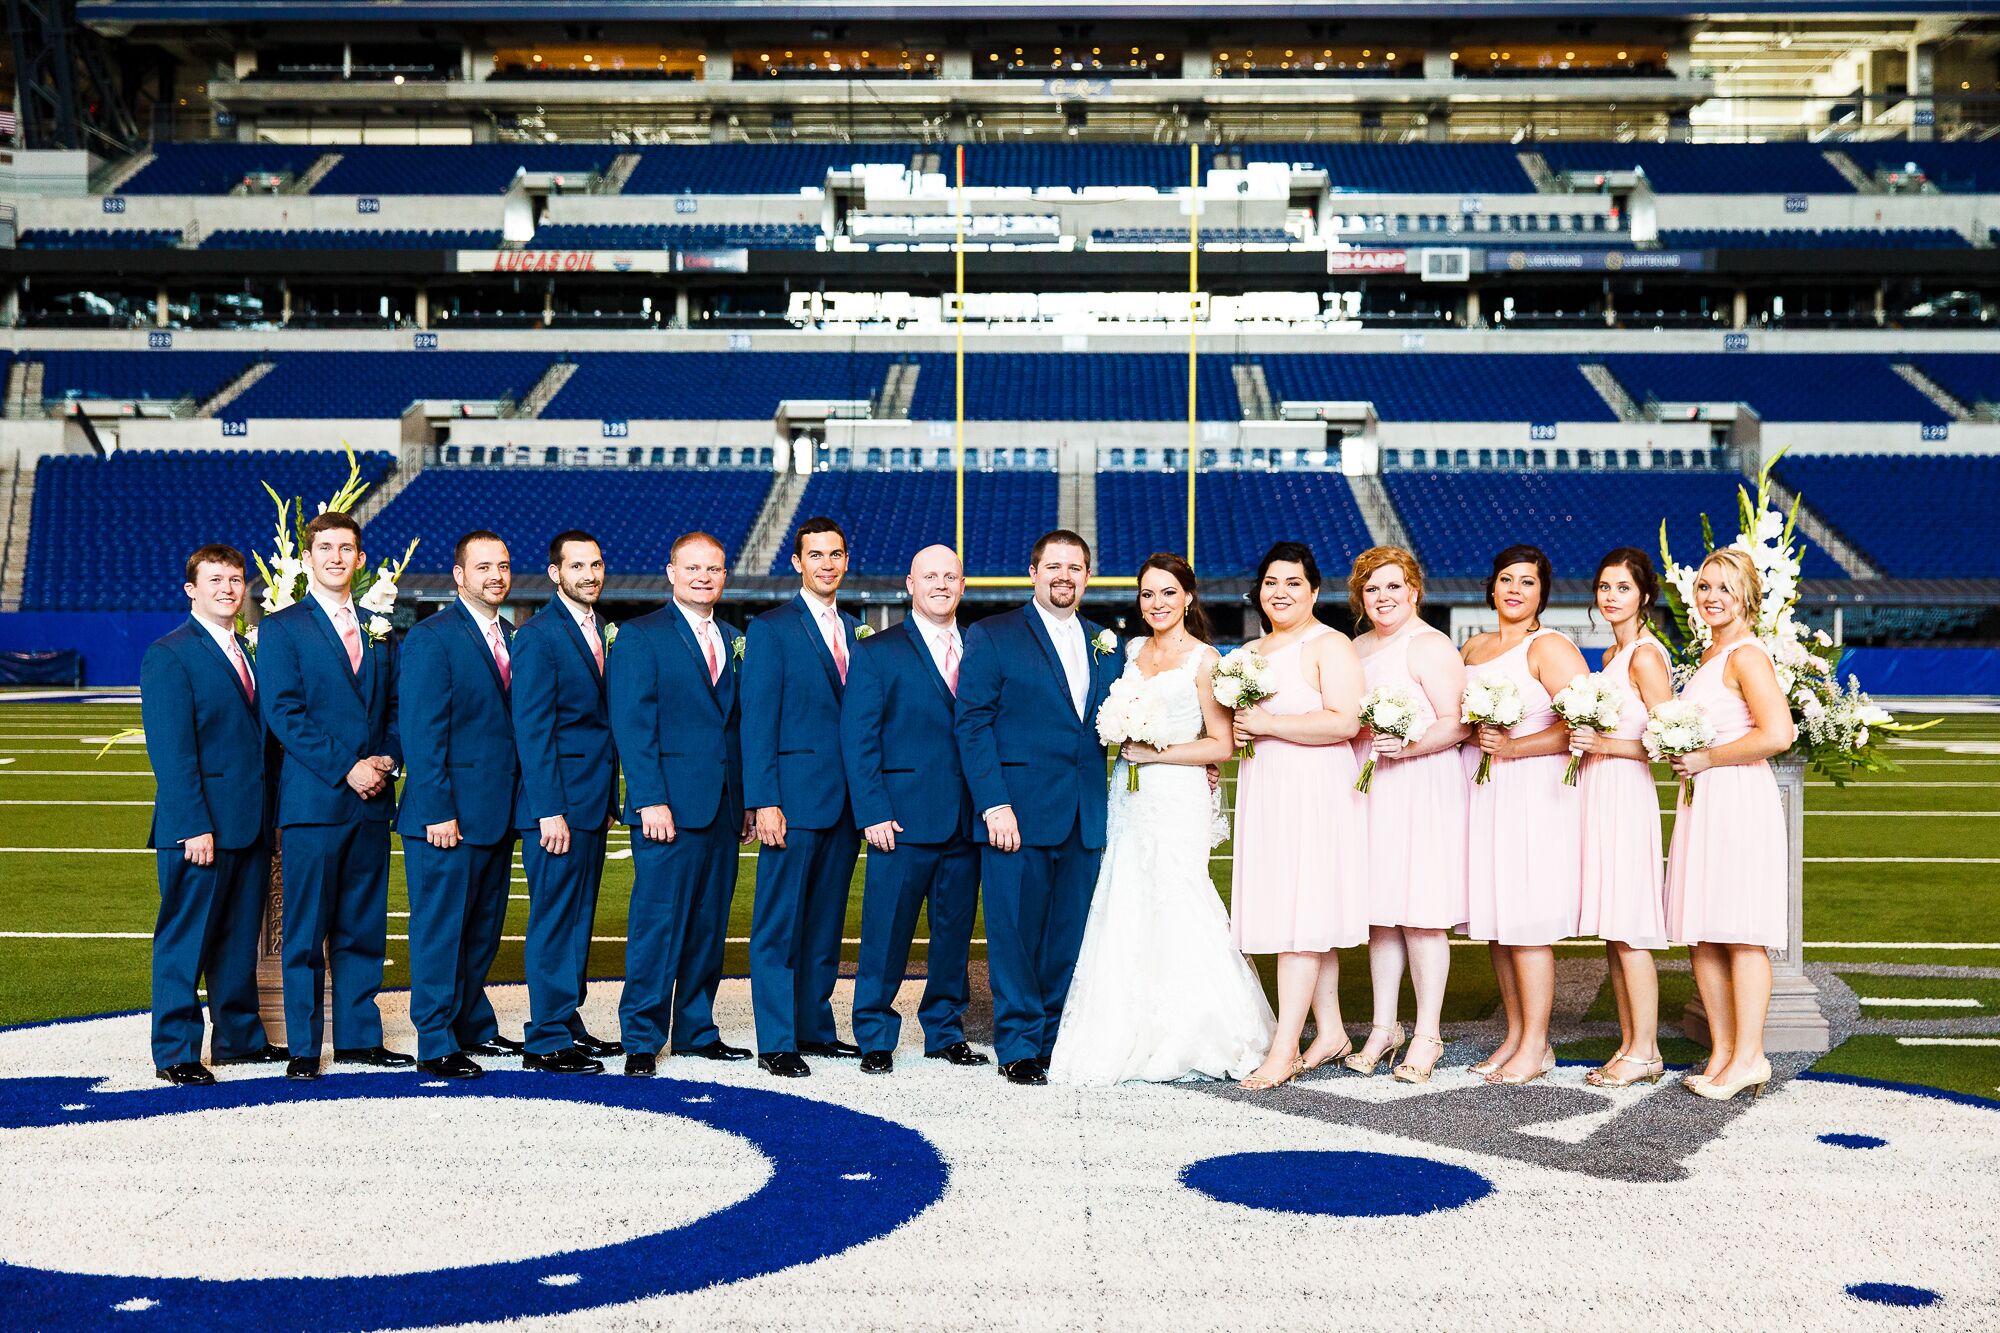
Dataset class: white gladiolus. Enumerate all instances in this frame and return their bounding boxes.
[358,575,398,615]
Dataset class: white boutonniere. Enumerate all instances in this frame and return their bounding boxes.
[241,624,259,658]
[365,614,392,645]
[602,622,618,651]
[1089,628,1117,662]
[855,624,875,640]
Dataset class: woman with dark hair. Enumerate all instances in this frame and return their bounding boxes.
[1230,542,1369,1090]
[1572,548,1676,1088]
[1049,554,1274,1084]
[1460,544,1588,1086]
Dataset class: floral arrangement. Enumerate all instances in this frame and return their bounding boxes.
[1095,672,1182,792]
[1642,700,1716,805]
[1659,450,1931,782]
[1551,673,1627,786]
[1211,647,1276,758]
[249,442,417,650]
[1460,675,1523,785]
[1353,686,1420,794]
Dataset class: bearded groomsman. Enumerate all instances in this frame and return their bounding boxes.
[743,517,864,1078]
[140,544,284,1084]
[512,530,622,1075]
[258,511,410,1080]
[841,545,988,1076]
[396,531,522,1080]
[608,531,753,1077]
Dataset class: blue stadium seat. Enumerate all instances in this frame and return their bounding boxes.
[1777,453,2000,578]
[1910,354,2000,413]
[1259,354,1615,422]
[768,470,1057,576]
[1239,142,1533,194]
[1095,471,1374,577]
[310,145,624,195]
[33,352,260,406]
[1845,141,2000,193]
[18,229,182,250]
[117,143,327,195]
[1659,228,1967,249]
[1537,143,1853,195]
[200,228,503,249]
[905,354,1242,421]
[623,143,918,194]
[527,222,820,250]
[227,353,555,418]
[1600,354,1947,424]
[955,143,1191,191]
[1089,227,1288,245]
[542,352,896,420]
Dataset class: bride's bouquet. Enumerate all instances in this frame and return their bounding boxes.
[1353,686,1420,794]
[1095,674,1180,792]
[1643,699,1716,805]
[1460,675,1523,785]
[1211,647,1275,758]
[1551,673,1627,787]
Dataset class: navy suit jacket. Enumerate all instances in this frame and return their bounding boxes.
[141,617,270,850]
[954,604,1122,850]
[841,617,975,845]
[395,600,521,846]
[741,593,861,830]
[607,604,744,832]
[510,599,618,831]
[258,595,401,828]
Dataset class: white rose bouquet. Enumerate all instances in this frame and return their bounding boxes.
[1095,672,1181,792]
[1354,686,1421,794]
[1551,673,1627,786]
[1461,675,1523,785]
[1211,647,1276,758]
[1643,699,1716,805]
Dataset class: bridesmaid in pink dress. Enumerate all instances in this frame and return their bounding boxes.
[1569,548,1676,1089]
[1461,544,1588,1086]
[1231,542,1369,1089]
[1665,548,1796,1102]
[1345,547,1469,1084]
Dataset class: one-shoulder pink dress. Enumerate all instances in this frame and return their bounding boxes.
[1665,638,1789,949]
[1231,623,1370,954]
[1463,628,1582,946]
[1352,626,1468,931]
[1576,637,1668,950]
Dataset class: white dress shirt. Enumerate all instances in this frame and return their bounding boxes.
[911,615,962,682]
[192,613,240,657]
[1032,600,1089,718]
[675,598,725,677]
[799,586,848,663]
[308,584,357,623]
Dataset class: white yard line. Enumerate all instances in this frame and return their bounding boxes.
[1857,996,1982,1007]
[0,800,153,806]
[1894,1037,2000,1047]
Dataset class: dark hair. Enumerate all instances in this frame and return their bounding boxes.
[453,529,507,568]
[548,529,601,567]
[1592,547,1659,621]
[1252,541,1322,632]
[1030,528,1093,569]
[1485,544,1554,621]
[793,516,848,559]
[670,530,726,564]
[302,511,362,551]
[1135,552,1211,644]
[184,543,246,586]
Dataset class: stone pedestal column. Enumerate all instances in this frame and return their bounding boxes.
[255,832,330,1050]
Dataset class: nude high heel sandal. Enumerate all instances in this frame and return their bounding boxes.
[1484,1046,1556,1087]
[1392,1034,1447,1085]
[1342,1024,1404,1075]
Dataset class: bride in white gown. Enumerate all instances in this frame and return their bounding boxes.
[1049,555,1276,1086]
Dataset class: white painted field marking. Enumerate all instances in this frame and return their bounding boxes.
[0,771,151,777]
[0,749,148,755]
[1805,856,2000,864]
[1856,997,1982,1008]
[1810,941,2000,950]
[1895,1037,2000,1047]
[0,800,152,806]
[0,931,151,939]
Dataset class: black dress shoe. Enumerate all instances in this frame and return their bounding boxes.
[334,1046,416,1067]
[860,1050,894,1074]
[759,1052,811,1078]
[285,1057,321,1081]
[571,1032,624,1059]
[155,1061,215,1086]
[925,1041,991,1067]
[212,1043,288,1065]
[799,1039,862,1059]
[998,1059,1048,1086]
[525,1047,604,1075]
[623,1052,657,1077]
[676,1040,753,1062]
[416,1053,484,1079]
[487,1034,527,1055]
[460,1041,510,1058]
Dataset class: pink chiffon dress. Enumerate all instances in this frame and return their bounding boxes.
[1463,627,1582,946]
[1576,637,1669,950]
[1665,638,1789,949]
[1231,622,1371,954]
[1352,626,1468,931]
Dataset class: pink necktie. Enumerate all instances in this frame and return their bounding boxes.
[942,634,959,696]
[824,609,848,684]
[700,620,722,685]
[336,606,363,671]
[228,637,255,701]
[584,610,603,672]
[487,620,511,690]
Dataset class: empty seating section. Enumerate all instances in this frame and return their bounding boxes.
[1346,212,1624,244]
[527,223,820,250]
[770,470,1056,575]
[23,449,395,610]
[201,228,503,249]
[1600,353,1947,424]
[1846,142,2000,193]
[1383,469,1845,580]
[905,353,1242,421]
[227,353,554,418]
[954,144,1191,190]
[1259,354,1615,422]
[118,143,326,194]
[311,145,624,195]
[1091,227,1288,245]
[1237,142,1532,194]
[364,467,773,575]
[1777,454,2000,579]
[1909,354,2000,412]
[34,352,258,406]
[622,143,917,194]
[1660,228,1967,249]
[1537,143,1853,194]
[19,229,182,249]
[542,352,893,420]
[1095,470,1374,576]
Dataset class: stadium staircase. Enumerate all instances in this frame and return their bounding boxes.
[1580,362,1648,422]
[1822,150,1874,192]
[1892,363,1976,421]
[1064,466,1097,554]
[736,467,812,576]
[1347,473,1412,551]
[350,455,419,529]
[92,151,155,195]
[3,360,43,418]
[878,361,921,418]
[1516,151,1560,193]
[291,155,342,194]
[0,461,33,611]
[1231,364,1276,421]
[196,361,275,418]
[512,360,579,418]
[601,154,642,194]
[1759,470,1883,579]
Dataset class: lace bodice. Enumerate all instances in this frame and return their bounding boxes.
[1111,639,1227,848]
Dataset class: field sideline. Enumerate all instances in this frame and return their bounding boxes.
[2,693,1996,1100]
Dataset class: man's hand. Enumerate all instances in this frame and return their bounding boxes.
[741,810,757,846]
[539,814,572,855]
[984,805,1021,854]
[754,806,788,849]
[426,819,461,850]
[181,832,216,867]
[863,819,903,852]
[1206,764,1221,794]
[639,804,677,843]
[367,754,397,773]
[345,759,385,798]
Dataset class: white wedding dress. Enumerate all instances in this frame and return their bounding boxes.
[1048,644,1277,1086]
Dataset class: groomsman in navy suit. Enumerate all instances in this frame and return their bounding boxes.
[140,544,285,1084]
[841,544,988,1075]
[955,530,1121,1085]
[396,531,522,1080]
[512,530,623,1075]
[742,516,864,1078]
[608,531,754,1077]
[257,511,410,1080]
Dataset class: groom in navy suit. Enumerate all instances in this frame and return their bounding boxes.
[955,530,1122,1085]
[742,516,864,1078]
